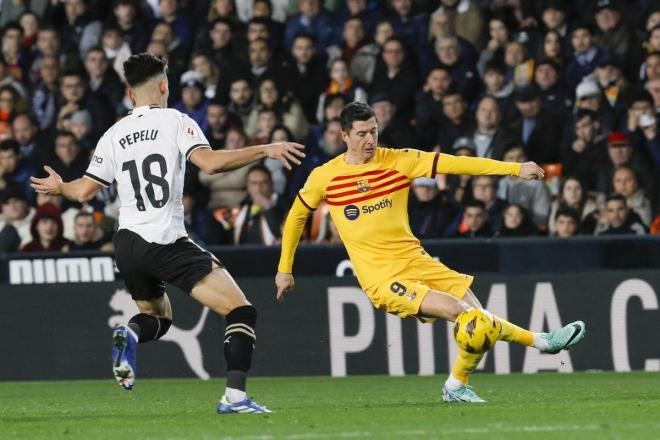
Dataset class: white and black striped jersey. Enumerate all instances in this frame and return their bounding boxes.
[84,105,210,244]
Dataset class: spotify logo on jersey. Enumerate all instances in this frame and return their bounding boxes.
[344,205,360,220]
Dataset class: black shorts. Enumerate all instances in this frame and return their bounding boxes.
[113,229,222,301]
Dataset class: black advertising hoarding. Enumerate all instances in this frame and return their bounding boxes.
[0,270,658,381]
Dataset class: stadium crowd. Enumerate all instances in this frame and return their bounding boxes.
[0,0,659,253]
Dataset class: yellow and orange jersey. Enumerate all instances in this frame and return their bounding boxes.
[296,148,440,290]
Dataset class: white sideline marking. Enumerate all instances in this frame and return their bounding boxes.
[215,422,649,440]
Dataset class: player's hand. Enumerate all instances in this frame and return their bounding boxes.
[518,162,545,180]
[275,271,295,303]
[30,166,63,195]
[264,142,305,170]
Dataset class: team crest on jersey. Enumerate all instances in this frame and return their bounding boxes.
[185,126,199,139]
[356,179,370,193]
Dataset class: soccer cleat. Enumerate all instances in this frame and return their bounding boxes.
[542,320,586,354]
[112,326,137,390]
[216,396,272,414]
[442,385,487,403]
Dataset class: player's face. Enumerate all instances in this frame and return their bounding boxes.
[342,117,378,161]
[555,216,577,238]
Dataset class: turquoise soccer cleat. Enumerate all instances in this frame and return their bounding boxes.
[542,320,586,354]
[442,385,487,403]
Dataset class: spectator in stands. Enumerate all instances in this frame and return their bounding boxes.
[549,176,603,235]
[284,0,341,52]
[175,71,210,132]
[247,38,286,87]
[511,86,562,164]
[158,0,192,50]
[0,139,36,203]
[2,22,27,83]
[285,33,328,124]
[183,190,229,246]
[539,30,566,71]
[227,77,255,126]
[57,0,102,56]
[386,0,428,56]
[436,87,474,150]
[67,211,112,251]
[566,24,605,89]
[641,51,660,82]
[56,70,115,144]
[539,3,568,44]
[31,54,59,131]
[534,59,572,119]
[247,78,308,141]
[495,203,539,237]
[112,0,151,53]
[204,100,241,150]
[433,34,480,104]
[451,200,493,238]
[504,41,533,88]
[0,185,33,248]
[206,0,242,30]
[553,206,580,238]
[645,77,660,112]
[21,202,69,252]
[83,47,126,117]
[591,57,628,124]
[598,131,655,199]
[369,94,415,148]
[562,110,608,191]
[498,144,551,227]
[445,175,506,237]
[101,24,131,81]
[468,96,515,160]
[265,125,294,195]
[445,136,477,205]
[199,127,249,209]
[482,61,516,124]
[327,17,367,65]
[50,131,87,183]
[68,110,94,151]
[408,177,455,239]
[202,18,246,82]
[249,108,279,145]
[234,165,286,245]
[476,14,513,77]
[574,79,616,134]
[370,36,418,120]
[594,1,635,74]
[29,26,60,84]
[190,52,220,100]
[612,166,652,226]
[0,84,27,126]
[289,118,344,198]
[432,0,484,51]
[597,193,647,235]
[317,58,367,124]
[350,19,392,86]
[11,113,49,170]
[415,66,453,148]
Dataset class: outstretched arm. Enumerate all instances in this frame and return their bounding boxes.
[30,166,101,203]
[190,142,305,174]
[275,196,313,302]
[435,153,545,180]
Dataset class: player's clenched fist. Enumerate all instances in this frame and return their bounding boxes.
[519,161,545,180]
[265,142,306,170]
[275,271,295,303]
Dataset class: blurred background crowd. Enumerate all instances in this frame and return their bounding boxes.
[0,0,659,253]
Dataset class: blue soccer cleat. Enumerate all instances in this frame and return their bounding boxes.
[217,396,272,414]
[112,326,137,390]
[542,320,586,354]
[442,385,487,403]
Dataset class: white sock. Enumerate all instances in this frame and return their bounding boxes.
[533,333,550,351]
[126,326,139,343]
[224,387,247,403]
[444,374,464,391]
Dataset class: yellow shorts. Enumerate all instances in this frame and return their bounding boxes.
[364,254,474,320]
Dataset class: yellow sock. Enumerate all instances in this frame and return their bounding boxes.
[450,348,485,385]
[494,315,535,346]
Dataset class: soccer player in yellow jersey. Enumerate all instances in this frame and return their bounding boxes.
[275,102,586,402]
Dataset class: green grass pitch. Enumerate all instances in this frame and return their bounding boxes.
[1,372,658,440]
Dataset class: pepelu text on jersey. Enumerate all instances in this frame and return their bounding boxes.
[119,129,159,148]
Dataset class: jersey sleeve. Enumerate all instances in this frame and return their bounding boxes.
[176,113,211,160]
[84,134,115,187]
[393,148,439,179]
[297,168,325,210]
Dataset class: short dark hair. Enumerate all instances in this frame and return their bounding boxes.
[74,211,94,222]
[247,163,272,180]
[606,193,626,205]
[293,32,316,46]
[464,200,487,211]
[55,130,77,143]
[123,53,168,88]
[0,139,20,154]
[575,109,598,123]
[340,102,375,132]
[555,206,579,222]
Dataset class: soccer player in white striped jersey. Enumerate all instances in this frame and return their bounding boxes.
[31,53,304,414]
